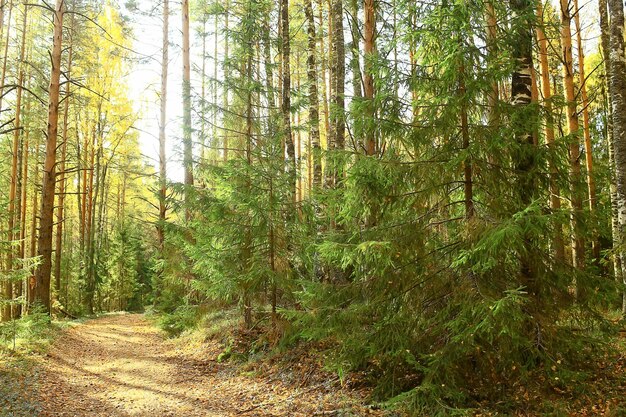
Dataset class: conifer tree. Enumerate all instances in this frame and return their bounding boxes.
[35,0,65,313]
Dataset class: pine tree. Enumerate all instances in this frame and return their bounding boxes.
[35,0,65,313]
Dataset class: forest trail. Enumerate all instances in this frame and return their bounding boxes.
[36,314,375,417]
[37,314,227,416]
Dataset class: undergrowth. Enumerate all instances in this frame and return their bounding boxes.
[0,309,63,417]
[155,303,626,416]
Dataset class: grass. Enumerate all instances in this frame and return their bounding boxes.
[0,311,77,417]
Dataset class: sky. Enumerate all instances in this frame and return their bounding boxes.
[123,0,215,183]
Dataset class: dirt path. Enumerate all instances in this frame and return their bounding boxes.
[37,314,377,417]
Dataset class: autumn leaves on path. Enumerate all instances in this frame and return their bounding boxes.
[38,314,225,416]
[37,314,379,417]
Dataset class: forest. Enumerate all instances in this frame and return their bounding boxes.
[1,0,626,415]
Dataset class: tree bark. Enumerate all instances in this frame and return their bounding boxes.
[0,0,14,320]
[573,0,598,260]
[510,0,537,296]
[329,0,345,182]
[459,56,474,218]
[3,2,27,321]
[599,0,622,282]
[363,0,375,156]
[158,0,168,249]
[0,0,13,113]
[607,0,626,313]
[485,1,499,132]
[35,0,64,313]
[560,0,585,270]
[54,27,72,298]
[536,0,565,261]
[348,0,362,145]
[282,0,296,191]
[305,0,322,188]
[223,0,230,162]
[18,95,31,318]
[318,0,331,150]
[182,0,193,220]
[28,126,40,307]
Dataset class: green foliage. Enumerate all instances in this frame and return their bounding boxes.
[0,305,51,354]
[159,304,200,337]
[100,222,152,312]
[153,0,622,414]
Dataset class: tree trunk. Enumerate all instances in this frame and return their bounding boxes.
[305,0,322,188]
[348,0,362,145]
[243,47,254,328]
[607,0,626,314]
[1,0,15,321]
[28,130,40,307]
[560,0,585,270]
[223,0,230,162]
[485,1,499,133]
[13,1,28,319]
[54,31,72,298]
[182,0,193,221]
[510,0,537,297]
[262,6,274,110]
[329,0,345,183]
[573,0,598,260]
[281,0,296,191]
[35,0,64,313]
[213,10,218,166]
[18,97,31,318]
[296,59,302,202]
[363,0,375,156]
[158,0,168,249]
[536,0,565,261]
[599,0,622,282]
[318,0,331,151]
[200,16,207,164]
[459,56,474,218]
[0,0,13,113]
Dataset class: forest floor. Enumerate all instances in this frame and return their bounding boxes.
[32,313,387,417]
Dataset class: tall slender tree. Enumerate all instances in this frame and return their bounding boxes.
[363,0,375,156]
[305,0,322,187]
[281,0,296,191]
[54,16,72,297]
[158,0,168,248]
[511,0,537,298]
[536,0,565,260]
[607,0,626,312]
[35,0,64,312]
[599,0,621,280]
[560,0,585,269]
[3,1,27,321]
[328,0,345,184]
[572,0,598,260]
[182,0,193,220]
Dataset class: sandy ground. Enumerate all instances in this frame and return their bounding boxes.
[36,314,380,417]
